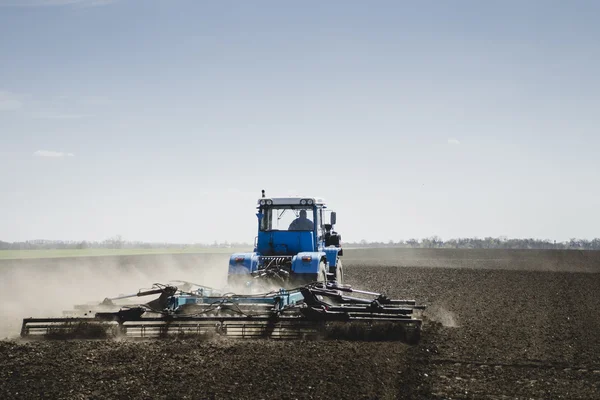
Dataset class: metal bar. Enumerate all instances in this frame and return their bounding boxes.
[109,288,166,301]
[21,319,421,341]
[325,306,415,315]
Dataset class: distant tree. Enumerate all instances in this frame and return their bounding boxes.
[444,239,458,249]
[103,235,124,249]
[406,239,419,248]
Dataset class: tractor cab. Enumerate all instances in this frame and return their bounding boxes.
[257,196,324,255]
[228,190,343,288]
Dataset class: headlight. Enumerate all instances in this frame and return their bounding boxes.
[260,200,266,205]
[307,199,314,205]
[266,200,273,205]
[300,199,307,205]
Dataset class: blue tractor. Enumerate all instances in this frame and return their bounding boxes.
[228,190,344,288]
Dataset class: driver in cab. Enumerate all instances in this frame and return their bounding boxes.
[288,209,314,231]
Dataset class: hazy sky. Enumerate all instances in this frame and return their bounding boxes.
[1,0,599,243]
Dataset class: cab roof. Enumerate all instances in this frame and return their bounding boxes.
[257,197,326,206]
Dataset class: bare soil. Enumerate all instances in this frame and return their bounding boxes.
[1,249,600,399]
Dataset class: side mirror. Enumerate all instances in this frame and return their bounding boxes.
[330,212,337,225]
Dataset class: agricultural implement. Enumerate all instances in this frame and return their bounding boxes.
[21,191,425,343]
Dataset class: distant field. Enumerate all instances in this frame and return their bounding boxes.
[0,247,252,260]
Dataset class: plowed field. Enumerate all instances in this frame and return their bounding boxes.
[1,249,599,399]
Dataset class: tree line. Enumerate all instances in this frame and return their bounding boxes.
[345,236,600,250]
[1,236,600,251]
[0,236,252,250]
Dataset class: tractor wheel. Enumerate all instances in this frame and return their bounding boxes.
[336,258,344,286]
[318,260,328,285]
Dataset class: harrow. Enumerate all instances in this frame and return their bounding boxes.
[21,281,425,343]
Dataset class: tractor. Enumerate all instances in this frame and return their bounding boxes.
[227,190,343,289]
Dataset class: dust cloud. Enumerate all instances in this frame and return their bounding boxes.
[0,254,230,339]
[425,304,460,328]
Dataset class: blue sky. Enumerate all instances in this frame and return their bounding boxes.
[1,0,599,243]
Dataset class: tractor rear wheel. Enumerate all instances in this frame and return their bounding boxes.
[336,258,344,286]
[318,260,328,285]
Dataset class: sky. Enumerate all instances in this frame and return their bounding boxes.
[1,0,599,244]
